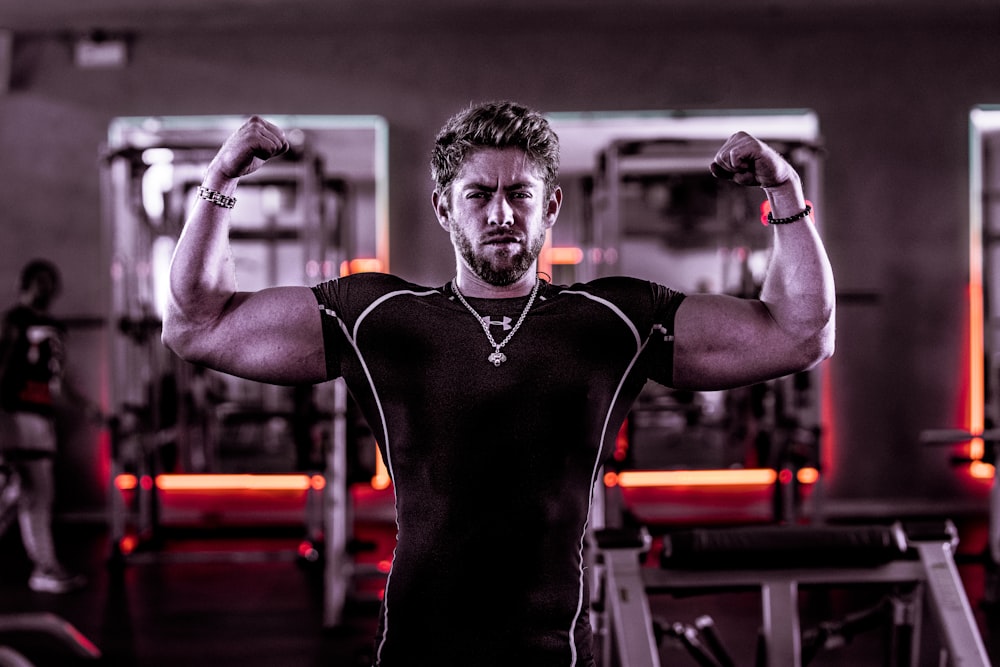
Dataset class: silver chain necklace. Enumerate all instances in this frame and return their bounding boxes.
[451,278,540,367]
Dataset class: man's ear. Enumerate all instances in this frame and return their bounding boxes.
[544,186,563,229]
[432,189,451,231]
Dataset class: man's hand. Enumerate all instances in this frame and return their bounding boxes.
[208,116,289,180]
[710,131,797,189]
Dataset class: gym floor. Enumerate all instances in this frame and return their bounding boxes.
[0,516,998,667]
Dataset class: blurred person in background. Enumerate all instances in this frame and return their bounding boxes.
[0,259,87,593]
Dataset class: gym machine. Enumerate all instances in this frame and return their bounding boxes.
[99,114,388,626]
[584,129,826,524]
[591,521,989,667]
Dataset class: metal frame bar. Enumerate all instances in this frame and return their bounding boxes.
[599,542,990,667]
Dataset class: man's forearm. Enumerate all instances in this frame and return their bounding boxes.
[163,172,241,354]
[759,179,836,363]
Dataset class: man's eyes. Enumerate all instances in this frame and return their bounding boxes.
[464,191,531,199]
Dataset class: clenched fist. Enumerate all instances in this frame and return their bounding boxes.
[710,131,798,189]
[208,116,290,180]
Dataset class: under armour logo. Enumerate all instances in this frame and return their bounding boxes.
[481,315,513,331]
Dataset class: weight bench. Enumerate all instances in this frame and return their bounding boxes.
[593,521,990,667]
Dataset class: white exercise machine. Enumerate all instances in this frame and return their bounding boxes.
[592,521,990,667]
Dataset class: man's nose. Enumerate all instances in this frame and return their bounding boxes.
[487,195,514,227]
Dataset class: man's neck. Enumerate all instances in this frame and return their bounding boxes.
[454,268,537,299]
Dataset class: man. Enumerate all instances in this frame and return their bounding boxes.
[0,259,86,593]
[163,101,834,666]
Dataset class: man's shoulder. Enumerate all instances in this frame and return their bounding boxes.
[312,273,442,309]
[359,272,436,289]
[549,277,686,319]
[555,276,674,299]
[564,276,650,290]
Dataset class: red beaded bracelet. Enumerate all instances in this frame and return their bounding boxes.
[767,204,812,225]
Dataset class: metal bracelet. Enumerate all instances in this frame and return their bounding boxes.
[197,186,237,209]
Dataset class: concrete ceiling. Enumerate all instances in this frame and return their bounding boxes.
[2,0,997,34]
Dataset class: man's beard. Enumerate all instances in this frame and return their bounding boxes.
[452,225,546,287]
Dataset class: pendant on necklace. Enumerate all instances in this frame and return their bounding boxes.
[451,278,539,370]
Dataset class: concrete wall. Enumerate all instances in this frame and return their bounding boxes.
[1,9,997,515]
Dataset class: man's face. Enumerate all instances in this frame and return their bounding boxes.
[434,147,561,287]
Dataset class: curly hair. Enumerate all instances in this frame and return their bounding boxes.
[430,100,560,199]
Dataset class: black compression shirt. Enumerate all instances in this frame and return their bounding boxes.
[312,273,685,667]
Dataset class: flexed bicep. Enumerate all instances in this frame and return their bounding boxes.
[671,293,819,391]
[166,285,328,386]
[161,116,327,386]
[672,131,834,391]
